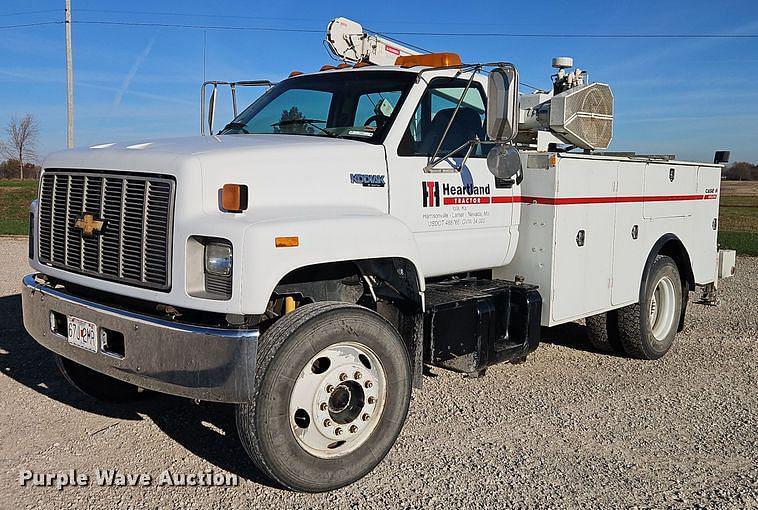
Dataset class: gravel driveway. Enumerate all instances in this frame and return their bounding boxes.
[0,237,756,509]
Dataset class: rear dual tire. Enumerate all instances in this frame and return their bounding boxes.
[617,255,682,359]
[585,311,623,354]
[586,255,683,360]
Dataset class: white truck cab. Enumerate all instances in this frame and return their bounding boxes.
[22,17,734,492]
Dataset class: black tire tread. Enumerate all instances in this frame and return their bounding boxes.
[236,301,398,491]
[616,301,644,358]
[586,313,614,352]
[616,255,681,360]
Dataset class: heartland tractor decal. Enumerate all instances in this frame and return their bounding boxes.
[422,182,492,207]
[421,181,492,228]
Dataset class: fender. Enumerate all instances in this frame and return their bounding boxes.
[239,212,425,315]
[639,233,695,302]
[640,233,695,332]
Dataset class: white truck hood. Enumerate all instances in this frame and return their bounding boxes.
[42,134,390,217]
[43,134,376,162]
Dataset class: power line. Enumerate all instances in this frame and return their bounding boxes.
[63,7,758,34]
[385,31,758,39]
[0,21,62,30]
[67,20,758,39]
[0,9,59,18]
[72,20,322,33]
[4,16,757,40]
[75,8,320,22]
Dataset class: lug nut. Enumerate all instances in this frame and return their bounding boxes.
[335,427,343,436]
[323,419,332,427]
[320,402,328,411]
[364,380,373,389]
[339,373,348,382]
[349,425,358,433]
[354,371,362,379]
[326,384,334,393]
[367,396,376,405]
[361,413,370,422]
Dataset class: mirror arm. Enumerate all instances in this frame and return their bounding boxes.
[457,136,478,171]
[200,80,278,135]
[200,83,206,135]
[427,66,481,165]
[230,83,238,118]
[424,138,479,173]
[208,84,218,135]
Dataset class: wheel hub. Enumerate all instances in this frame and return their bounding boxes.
[329,384,352,413]
[328,381,364,423]
[648,276,676,342]
[289,342,386,458]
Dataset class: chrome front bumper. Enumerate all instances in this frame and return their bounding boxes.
[21,274,259,403]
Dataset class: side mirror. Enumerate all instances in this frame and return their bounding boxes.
[207,85,218,135]
[486,65,519,142]
[487,144,522,181]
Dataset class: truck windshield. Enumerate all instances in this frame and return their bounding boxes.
[220,71,416,143]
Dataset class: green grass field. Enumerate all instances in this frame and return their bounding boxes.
[1,178,756,255]
[718,181,758,256]
[0,179,37,235]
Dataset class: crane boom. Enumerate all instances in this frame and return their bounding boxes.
[325,17,421,66]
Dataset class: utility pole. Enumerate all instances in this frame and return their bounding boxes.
[65,0,74,148]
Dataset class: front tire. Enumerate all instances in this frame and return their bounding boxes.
[236,302,412,492]
[616,255,683,360]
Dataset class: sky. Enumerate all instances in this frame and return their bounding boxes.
[1,0,757,164]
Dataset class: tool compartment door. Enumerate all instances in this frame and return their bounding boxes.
[643,162,699,218]
[551,158,617,323]
[612,162,646,305]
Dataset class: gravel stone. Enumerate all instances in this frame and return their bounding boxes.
[0,238,756,508]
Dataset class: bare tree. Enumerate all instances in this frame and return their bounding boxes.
[723,162,758,181]
[0,115,39,180]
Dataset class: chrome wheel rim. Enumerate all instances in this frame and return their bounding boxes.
[649,276,676,341]
[289,342,386,459]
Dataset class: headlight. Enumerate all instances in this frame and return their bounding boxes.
[205,242,233,276]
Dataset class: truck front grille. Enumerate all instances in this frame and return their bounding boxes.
[37,170,175,291]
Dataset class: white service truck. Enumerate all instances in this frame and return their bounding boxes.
[22,17,735,492]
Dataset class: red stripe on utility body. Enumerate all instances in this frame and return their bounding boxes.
[441,194,716,206]
[491,196,517,204]
[487,194,717,205]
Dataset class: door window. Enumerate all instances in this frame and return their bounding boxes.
[399,79,487,157]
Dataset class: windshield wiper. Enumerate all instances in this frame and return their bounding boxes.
[271,118,337,138]
[221,121,250,134]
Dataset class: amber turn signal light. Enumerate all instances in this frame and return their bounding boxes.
[275,236,299,248]
[221,184,248,213]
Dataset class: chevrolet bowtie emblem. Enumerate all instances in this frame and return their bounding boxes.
[73,213,106,237]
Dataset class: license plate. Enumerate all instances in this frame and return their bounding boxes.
[67,316,98,353]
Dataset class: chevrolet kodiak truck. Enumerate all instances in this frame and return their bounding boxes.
[22,17,735,492]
